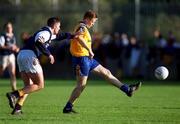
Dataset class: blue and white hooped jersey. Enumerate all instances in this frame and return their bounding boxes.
[22,26,73,57]
[22,26,55,57]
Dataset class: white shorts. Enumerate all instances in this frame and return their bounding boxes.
[17,50,42,73]
[0,54,15,70]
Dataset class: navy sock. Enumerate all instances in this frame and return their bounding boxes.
[15,103,22,110]
[120,84,129,94]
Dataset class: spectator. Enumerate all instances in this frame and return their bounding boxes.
[126,36,141,77]
[154,30,167,48]
[0,22,19,91]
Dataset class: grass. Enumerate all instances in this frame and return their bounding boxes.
[0,79,180,124]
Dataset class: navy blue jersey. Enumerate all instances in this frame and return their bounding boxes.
[22,26,73,57]
[0,33,16,55]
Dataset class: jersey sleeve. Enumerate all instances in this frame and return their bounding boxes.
[76,26,86,39]
[34,31,51,56]
[0,36,5,47]
[35,41,51,56]
[35,31,51,43]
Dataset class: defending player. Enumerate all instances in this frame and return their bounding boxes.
[63,10,141,113]
[0,22,19,91]
[6,17,74,115]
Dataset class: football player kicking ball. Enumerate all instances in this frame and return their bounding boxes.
[6,17,75,115]
[63,10,141,113]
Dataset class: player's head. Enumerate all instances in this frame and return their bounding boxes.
[4,22,13,33]
[83,10,98,28]
[47,17,61,35]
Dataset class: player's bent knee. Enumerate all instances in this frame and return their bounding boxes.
[37,82,44,89]
[39,84,44,89]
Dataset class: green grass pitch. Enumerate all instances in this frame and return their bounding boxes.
[0,79,180,124]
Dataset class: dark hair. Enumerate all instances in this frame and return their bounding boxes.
[47,17,60,27]
[83,10,98,20]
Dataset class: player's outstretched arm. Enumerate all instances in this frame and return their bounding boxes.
[56,32,74,41]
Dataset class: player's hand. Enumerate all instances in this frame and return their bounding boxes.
[48,54,55,64]
[10,45,19,53]
[73,31,81,38]
[72,31,82,39]
[89,50,94,59]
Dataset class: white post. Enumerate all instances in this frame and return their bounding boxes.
[92,0,98,32]
[52,0,58,11]
[15,0,21,45]
[15,0,21,6]
[135,0,140,39]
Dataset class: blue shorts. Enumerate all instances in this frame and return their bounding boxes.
[72,56,99,76]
